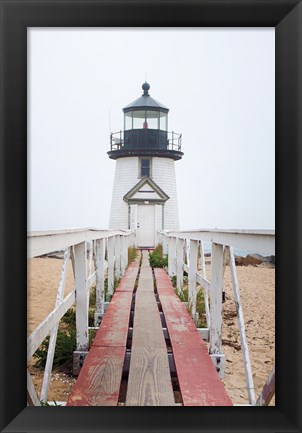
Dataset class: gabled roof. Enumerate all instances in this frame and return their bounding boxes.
[123,177,169,204]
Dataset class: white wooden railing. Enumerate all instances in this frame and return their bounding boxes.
[27,228,135,406]
[158,229,275,406]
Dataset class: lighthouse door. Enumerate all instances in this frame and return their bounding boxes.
[137,205,155,248]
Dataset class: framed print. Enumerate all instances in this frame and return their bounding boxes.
[1,0,301,432]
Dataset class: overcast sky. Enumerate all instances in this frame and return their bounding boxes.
[28,28,275,232]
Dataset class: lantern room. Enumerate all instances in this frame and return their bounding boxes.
[108,82,183,160]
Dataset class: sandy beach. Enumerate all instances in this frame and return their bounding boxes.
[27,256,275,405]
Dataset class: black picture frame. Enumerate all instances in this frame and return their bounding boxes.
[1,0,301,432]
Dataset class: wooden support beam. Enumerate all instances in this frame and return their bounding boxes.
[115,235,121,280]
[176,238,184,294]
[209,243,224,357]
[40,248,70,402]
[162,233,168,255]
[200,241,210,328]
[168,236,176,277]
[107,236,115,296]
[74,242,89,352]
[95,238,105,326]
[120,236,127,275]
[188,239,198,320]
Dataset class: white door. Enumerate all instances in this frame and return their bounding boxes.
[137,205,155,248]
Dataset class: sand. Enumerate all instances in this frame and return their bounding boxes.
[27,257,275,405]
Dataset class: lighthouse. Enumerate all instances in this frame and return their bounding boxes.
[108,82,183,248]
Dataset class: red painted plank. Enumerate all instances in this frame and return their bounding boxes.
[154,268,233,406]
[67,346,125,406]
[92,291,132,347]
[115,259,140,292]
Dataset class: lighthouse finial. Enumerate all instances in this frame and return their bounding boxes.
[142,82,150,95]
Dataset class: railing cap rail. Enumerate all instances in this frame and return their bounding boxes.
[28,228,135,258]
[159,228,275,256]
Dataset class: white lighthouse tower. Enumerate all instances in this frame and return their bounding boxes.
[108,82,183,248]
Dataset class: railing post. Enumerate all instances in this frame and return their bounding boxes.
[87,240,93,283]
[188,239,198,321]
[40,247,70,402]
[209,242,225,378]
[73,242,89,376]
[94,238,105,327]
[115,235,121,280]
[168,236,176,277]
[107,236,115,296]
[121,235,127,275]
[162,233,168,255]
[176,237,184,294]
[199,241,210,328]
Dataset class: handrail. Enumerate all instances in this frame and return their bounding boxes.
[28,228,133,258]
[27,229,136,405]
[158,229,275,406]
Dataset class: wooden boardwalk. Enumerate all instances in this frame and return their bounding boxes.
[67,251,232,406]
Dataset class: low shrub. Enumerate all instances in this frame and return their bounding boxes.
[149,244,168,268]
[128,246,137,264]
[33,329,76,370]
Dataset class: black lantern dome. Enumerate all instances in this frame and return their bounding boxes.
[108,83,183,160]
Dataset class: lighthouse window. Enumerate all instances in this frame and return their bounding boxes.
[146,111,159,129]
[159,112,168,131]
[125,112,132,130]
[140,158,151,177]
[133,110,146,129]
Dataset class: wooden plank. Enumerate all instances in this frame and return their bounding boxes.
[132,291,166,349]
[115,259,139,292]
[140,249,150,267]
[92,291,132,348]
[126,347,175,406]
[137,266,153,292]
[154,268,232,406]
[67,346,125,406]
[126,254,175,406]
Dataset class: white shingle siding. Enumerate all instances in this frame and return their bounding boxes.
[109,156,180,232]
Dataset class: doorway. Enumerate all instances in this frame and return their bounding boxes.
[136,205,155,248]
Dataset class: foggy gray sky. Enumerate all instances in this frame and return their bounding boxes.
[28,28,275,232]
